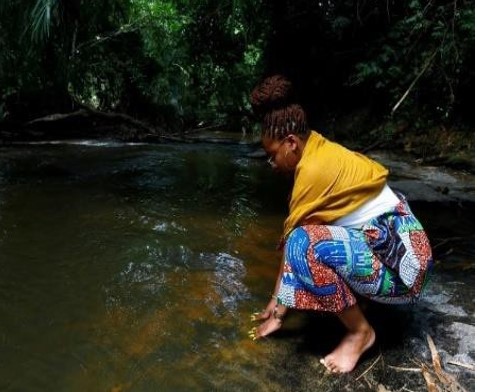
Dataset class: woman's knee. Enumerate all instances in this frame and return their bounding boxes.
[285,226,311,268]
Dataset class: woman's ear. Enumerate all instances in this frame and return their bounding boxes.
[288,134,300,152]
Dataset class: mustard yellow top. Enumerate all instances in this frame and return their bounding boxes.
[283,131,388,238]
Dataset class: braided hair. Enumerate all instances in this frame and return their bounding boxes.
[250,75,309,140]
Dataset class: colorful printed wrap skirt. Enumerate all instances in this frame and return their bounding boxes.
[277,194,433,313]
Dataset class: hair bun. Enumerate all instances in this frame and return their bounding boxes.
[250,75,293,114]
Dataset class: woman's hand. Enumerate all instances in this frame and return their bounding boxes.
[250,298,277,322]
[249,299,287,341]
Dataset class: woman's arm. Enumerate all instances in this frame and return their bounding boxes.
[249,255,287,340]
[254,255,287,321]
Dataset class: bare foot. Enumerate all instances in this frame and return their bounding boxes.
[320,327,376,373]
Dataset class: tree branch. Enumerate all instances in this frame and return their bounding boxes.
[391,49,438,116]
[25,98,165,140]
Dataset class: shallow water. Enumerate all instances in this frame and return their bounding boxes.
[0,140,473,392]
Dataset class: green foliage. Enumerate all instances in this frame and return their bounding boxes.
[0,0,473,135]
[0,0,269,130]
[349,0,474,124]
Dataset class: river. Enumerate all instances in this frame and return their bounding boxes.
[0,140,473,392]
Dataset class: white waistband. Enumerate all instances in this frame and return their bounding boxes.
[333,184,400,228]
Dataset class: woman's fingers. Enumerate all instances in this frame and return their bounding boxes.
[250,312,260,321]
[247,327,261,341]
[250,310,269,322]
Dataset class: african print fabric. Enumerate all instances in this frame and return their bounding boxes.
[276,195,432,313]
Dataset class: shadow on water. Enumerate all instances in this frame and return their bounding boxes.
[0,141,473,392]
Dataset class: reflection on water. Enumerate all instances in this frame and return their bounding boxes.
[0,141,289,392]
[0,141,473,391]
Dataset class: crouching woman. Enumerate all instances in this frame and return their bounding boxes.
[249,75,433,373]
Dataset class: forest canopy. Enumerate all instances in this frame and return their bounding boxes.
[0,0,474,141]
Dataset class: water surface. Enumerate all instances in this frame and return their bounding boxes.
[0,140,473,391]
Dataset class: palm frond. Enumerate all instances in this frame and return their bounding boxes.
[26,0,58,42]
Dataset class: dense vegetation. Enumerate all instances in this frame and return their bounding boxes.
[0,1,474,150]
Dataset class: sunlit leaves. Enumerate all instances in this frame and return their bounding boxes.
[244,44,262,67]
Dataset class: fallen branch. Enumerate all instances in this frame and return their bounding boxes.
[423,334,468,392]
[26,99,165,140]
[391,50,438,116]
[74,103,159,135]
[26,109,89,125]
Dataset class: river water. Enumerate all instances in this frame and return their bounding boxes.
[0,140,473,392]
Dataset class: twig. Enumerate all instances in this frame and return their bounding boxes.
[388,365,422,372]
[425,335,469,392]
[74,19,144,54]
[426,334,443,373]
[421,367,440,392]
[356,354,382,380]
[446,360,475,371]
[362,375,373,389]
[426,335,453,387]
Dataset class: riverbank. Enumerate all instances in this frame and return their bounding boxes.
[1,117,475,174]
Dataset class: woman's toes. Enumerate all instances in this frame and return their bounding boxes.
[320,358,332,372]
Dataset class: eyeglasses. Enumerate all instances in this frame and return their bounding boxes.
[267,137,288,166]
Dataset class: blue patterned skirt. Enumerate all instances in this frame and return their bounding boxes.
[277,195,433,313]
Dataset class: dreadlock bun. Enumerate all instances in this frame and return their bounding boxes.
[250,75,293,115]
[251,74,309,139]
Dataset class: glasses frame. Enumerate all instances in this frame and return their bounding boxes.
[267,137,288,166]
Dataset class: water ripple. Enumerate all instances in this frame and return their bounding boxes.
[212,253,250,313]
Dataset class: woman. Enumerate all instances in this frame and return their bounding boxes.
[248,75,433,373]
